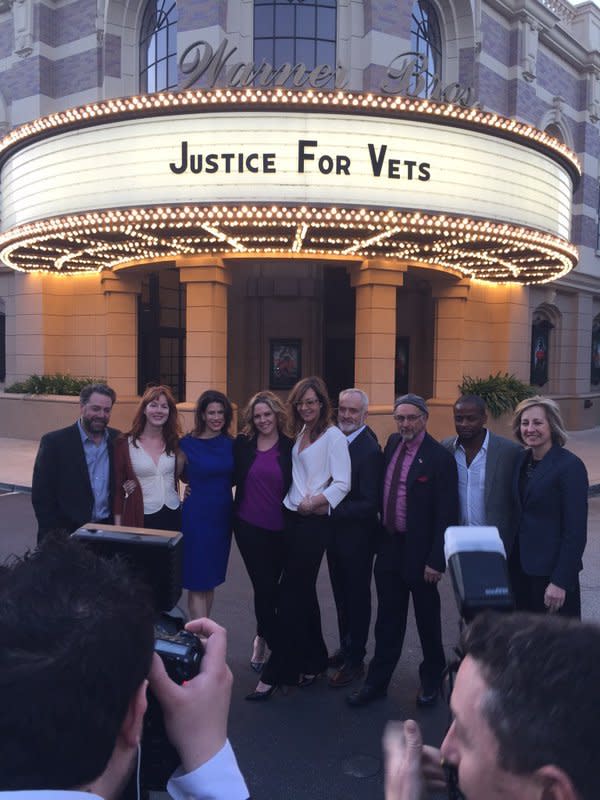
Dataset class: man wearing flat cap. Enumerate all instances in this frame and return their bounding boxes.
[348,394,458,709]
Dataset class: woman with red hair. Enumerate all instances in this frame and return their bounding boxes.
[113,385,183,530]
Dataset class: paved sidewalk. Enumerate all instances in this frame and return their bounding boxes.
[2,428,600,492]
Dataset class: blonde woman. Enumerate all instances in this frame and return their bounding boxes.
[233,391,293,672]
[510,396,588,618]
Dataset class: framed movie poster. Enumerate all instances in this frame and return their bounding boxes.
[530,318,553,387]
[270,339,301,389]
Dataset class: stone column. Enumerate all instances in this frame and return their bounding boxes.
[177,257,231,400]
[432,280,470,401]
[350,259,406,407]
[572,292,594,394]
[101,272,141,397]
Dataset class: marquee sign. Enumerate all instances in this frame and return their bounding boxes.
[0,88,579,283]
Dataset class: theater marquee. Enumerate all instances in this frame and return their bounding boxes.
[0,88,580,283]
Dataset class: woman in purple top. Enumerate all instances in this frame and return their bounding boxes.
[233,391,293,675]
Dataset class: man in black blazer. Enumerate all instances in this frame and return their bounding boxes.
[441,395,522,555]
[32,383,119,543]
[348,394,458,708]
[326,388,383,687]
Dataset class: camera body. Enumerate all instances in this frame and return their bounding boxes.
[155,629,204,683]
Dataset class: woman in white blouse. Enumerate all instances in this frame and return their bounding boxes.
[113,385,183,531]
[247,376,351,700]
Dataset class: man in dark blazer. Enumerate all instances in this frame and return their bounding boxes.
[326,388,383,687]
[348,394,458,708]
[441,394,522,555]
[32,383,119,543]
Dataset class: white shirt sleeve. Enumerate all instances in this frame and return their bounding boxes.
[167,740,249,800]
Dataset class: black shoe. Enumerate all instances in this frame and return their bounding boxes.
[416,685,439,707]
[328,663,365,688]
[327,650,345,669]
[346,684,386,707]
[245,684,277,702]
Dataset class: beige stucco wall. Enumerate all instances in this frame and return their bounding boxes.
[2,263,600,437]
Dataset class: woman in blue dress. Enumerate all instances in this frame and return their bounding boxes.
[179,390,234,619]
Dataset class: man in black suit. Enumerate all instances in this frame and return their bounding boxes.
[348,394,458,708]
[32,383,119,543]
[326,388,383,687]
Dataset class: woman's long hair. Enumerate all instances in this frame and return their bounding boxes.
[193,390,233,437]
[287,376,332,442]
[241,390,288,438]
[128,385,182,455]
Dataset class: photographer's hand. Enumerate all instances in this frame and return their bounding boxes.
[384,720,447,800]
[149,618,232,775]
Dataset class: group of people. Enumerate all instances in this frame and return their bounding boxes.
[30,377,353,697]
[348,389,588,709]
[31,379,589,708]
[16,376,595,800]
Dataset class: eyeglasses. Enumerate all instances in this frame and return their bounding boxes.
[393,414,423,423]
[296,399,320,408]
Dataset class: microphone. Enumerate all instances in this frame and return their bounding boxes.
[444,526,514,622]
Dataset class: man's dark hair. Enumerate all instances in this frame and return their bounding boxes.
[0,540,155,790]
[455,394,486,415]
[462,612,600,799]
[79,382,117,406]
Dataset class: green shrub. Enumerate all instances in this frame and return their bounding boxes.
[458,373,536,418]
[4,374,105,396]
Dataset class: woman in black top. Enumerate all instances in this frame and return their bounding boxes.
[233,391,293,674]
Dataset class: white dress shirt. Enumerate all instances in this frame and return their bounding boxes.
[454,429,489,526]
[128,438,180,514]
[0,741,248,800]
[284,425,351,511]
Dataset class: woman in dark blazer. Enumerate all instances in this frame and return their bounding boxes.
[233,391,293,673]
[510,396,588,618]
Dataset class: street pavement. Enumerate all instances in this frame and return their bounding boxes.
[1,489,600,799]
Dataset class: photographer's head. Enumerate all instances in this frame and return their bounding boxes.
[441,611,600,800]
[0,539,155,796]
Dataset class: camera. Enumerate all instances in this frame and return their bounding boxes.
[141,628,204,791]
[155,628,204,683]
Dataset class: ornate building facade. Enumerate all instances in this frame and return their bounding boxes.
[0,0,599,436]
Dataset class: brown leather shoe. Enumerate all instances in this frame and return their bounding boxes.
[328,663,365,688]
[327,650,345,669]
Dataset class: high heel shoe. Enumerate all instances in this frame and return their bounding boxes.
[298,673,320,688]
[250,635,267,673]
[245,683,277,702]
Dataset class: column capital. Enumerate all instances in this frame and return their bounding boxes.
[177,257,231,286]
[431,279,470,301]
[349,259,406,288]
[100,271,142,294]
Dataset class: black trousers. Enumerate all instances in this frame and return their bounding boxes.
[262,511,330,686]
[234,517,285,649]
[144,505,181,532]
[509,548,581,619]
[366,532,446,691]
[326,522,375,666]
